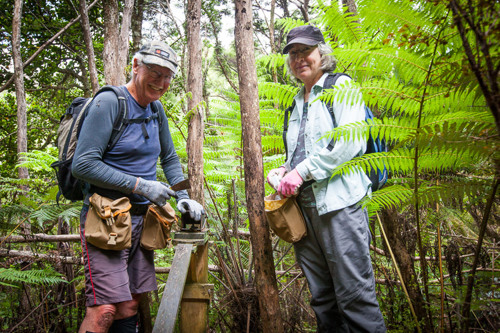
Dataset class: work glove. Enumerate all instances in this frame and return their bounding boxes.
[177,199,205,222]
[266,166,287,190]
[278,169,303,197]
[133,178,176,206]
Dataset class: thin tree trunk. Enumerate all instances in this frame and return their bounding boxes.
[119,0,134,82]
[131,0,145,54]
[78,0,99,95]
[380,208,429,331]
[103,0,121,85]
[102,0,133,85]
[342,0,358,14]
[186,0,204,204]
[460,179,499,332]
[12,0,32,319]
[270,0,278,88]
[234,1,284,332]
[12,0,28,181]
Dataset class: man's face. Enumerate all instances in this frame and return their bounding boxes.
[132,60,174,106]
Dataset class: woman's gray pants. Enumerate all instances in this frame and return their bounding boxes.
[294,202,387,332]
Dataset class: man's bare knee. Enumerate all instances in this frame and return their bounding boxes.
[79,304,117,333]
[115,296,140,320]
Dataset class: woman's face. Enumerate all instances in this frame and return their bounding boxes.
[288,44,323,85]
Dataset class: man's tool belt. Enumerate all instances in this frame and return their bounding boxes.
[85,193,132,250]
[264,192,307,243]
[140,203,178,250]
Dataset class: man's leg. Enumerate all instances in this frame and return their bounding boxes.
[79,304,117,333]
[108,294,141,333]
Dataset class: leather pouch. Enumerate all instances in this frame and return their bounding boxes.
[264,192,307,243]
[85,193,132,250]
[140,203,178,250]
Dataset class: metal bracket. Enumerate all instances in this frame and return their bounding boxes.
[172,231,208,246]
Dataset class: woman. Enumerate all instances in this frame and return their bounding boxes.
[267,25,386,332]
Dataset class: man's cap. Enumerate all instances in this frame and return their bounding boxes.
[283,25,325,54]
[139,41,178,74]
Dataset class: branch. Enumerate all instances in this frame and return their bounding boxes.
[0,0,100,93]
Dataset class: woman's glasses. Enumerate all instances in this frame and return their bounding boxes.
[289,46,317,60]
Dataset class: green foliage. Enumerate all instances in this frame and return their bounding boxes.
[260,0,498,217]
[0,267,67,287]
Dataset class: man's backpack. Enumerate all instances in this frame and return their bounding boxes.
[283,73,388,191]
[51,85,162,202]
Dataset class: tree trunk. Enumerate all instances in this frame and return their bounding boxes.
[186,0,204,204]
[342,0,358,14]
[131,0,145,54]
[103,0,120,85]
[102,0,133,85]
[119,0,134,82]
[78,0,99,95]
[12,0,32,319]
[380,208,431,332]
[233,1,284,332]
[12,0,28,181]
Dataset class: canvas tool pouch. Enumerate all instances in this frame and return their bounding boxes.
[264,192,307,243]
[140,203,178,250]
[85,193,132,250]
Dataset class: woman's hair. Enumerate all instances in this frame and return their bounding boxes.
[286,42,337,82]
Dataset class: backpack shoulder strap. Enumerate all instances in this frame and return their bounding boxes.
[283,100,296,162]
[324,72,351,151]
[150,100,164,127]
[89,85,128,151]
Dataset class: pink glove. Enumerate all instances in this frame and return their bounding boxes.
[267,166,287,190]
[278,169,303,197]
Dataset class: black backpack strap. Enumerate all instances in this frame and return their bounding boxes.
[324,72,351,151]
[283,100,296,162]
[151,100,164,127]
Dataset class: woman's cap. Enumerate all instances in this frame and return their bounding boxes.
[283,25,325,54]
[139,41,178,74]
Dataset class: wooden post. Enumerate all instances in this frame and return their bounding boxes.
[152,243,193,333]
[180,242,211,332]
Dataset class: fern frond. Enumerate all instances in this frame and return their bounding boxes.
[316,1,364,45]
[17,149,57,172]
[0,267,67,286]
[259,82,299,109]
[332,148,415,179]
[276,18,306,33]
[259,53,288,76]
[333,45,429,85]
[364,184,414,214]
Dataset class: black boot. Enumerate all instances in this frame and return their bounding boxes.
[108,314,138,333]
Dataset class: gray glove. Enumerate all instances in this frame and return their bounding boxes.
[177,199,205,221]
[134,178,176,206]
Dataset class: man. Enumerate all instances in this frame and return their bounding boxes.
[72,41,204,333]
